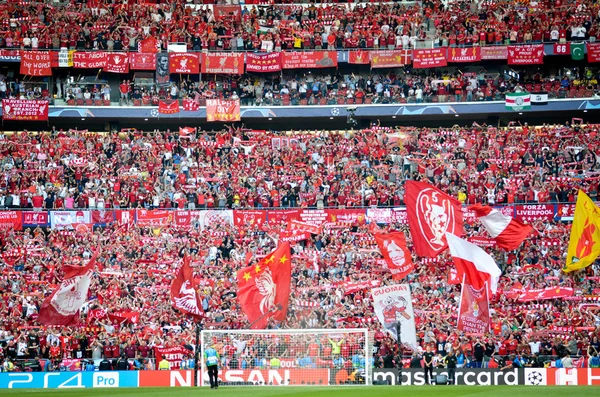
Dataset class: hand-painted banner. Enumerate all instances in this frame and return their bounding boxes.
[348,50,370,64]
[507,45,544,65]
[457,282,490,334]
[412,48,447,68]
[2,99,49,121]
[136,210,173,227]
[371,284,418,347]
[279,230,311,243]
[202,52,244,74]
[130,53,157,70]
[246,53,282,72]
[153,346,189,369]
[20,51,52,76]
[158,100,180,114]
[447,46,481,63]
[73,51,107,68]
[103,52,129,73]
[233,210,268,227]
[588,43,600,63]
[369,50,411,68]
[0,211,22,231]
[504,286,575,302]
[282,51,338,69]
[169,53,200,74]
[206,99,240,122]
[480,46,508,60]
[214,5,241,21]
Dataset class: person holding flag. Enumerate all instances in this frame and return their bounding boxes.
[204,343,220,389]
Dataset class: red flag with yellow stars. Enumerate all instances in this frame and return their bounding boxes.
[237,243,292,329]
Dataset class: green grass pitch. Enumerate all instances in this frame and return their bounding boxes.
[1,386,599,397]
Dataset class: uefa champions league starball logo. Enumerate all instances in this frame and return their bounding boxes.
[527,371,543,385]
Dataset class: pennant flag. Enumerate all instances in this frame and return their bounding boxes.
[38,252,98,326]
[457,280,491,335]
[571,42,585,61]
[158,100,180,114]
[237,243,292,329]
[470,203,533,250]
[405,180,464,257]
[446,233,501,294]
[373,232,414,280]
[505,92,531,111]
[170,256,203,318]
[564,190,600,273]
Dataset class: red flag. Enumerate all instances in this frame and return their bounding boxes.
[348,50,370,65]
[179,126,196,138]
[130,53,156,70]
[158,100,180,114]
[182,98,199,111]
[103,53,129,73]
[206,98,240,122]
[237,243,292,329]
[404,180,463,257]
[507,45,544,65]
[20,51,52,76]
[170,256,203,318]
[457,281,491,335]
[169,53,200,74]
[138,36,159,53]
[87,309,107,323]
[373,232,414,280]
[108,310,140,324]
[470,203,533,250]
[38,252,98,326]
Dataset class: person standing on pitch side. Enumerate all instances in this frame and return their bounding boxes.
[205,344,220,389]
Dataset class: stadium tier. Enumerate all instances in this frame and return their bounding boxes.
[1,0,600,390]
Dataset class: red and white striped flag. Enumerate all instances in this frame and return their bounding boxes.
[470,204,533,250]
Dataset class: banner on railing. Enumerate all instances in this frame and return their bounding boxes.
[169,53,200,74]
[447,47,481,63]
[369,50,411,68]
[202,52,244,74]
[73,51,107,69]
[130,53,157,70]
[206,99,240,122]
[508,45,544,65]
[103,53,129,73]
[19,51,52,76]
[2,99,49,121]
[282,51,338,69]
[412,48,447,68]
[246,52,282,72]
[0,211,22,231]
[480,46,508,60]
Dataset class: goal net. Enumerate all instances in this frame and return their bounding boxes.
[200,328,371,387]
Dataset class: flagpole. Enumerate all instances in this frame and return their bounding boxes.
[194,320,203,387]
[394,313,403,386]
[248,303,282,329]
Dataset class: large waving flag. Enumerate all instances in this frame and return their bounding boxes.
[373,232,414,280]
[564,190,600,273]
[446,233,501,294]
[170,256,204,318]
[38,252,98,326]
[405,180,464,257]
[237,243,292,329]
[470,203,533,250]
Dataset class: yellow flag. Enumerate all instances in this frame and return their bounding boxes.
[564,190,600,273]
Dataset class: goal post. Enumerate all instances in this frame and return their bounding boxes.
[200,328,372,387]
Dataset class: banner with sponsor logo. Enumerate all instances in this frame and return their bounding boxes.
[23,211,49,227]
[50,211,92,230]
[2,99,49,121]
[412,48,447,68]
[130,53,157,70]
[202,52,244,74]
[246,53,282,73]
[0,370,139,388]
[73,51,107,69]
[0,211,22,231]
[282,51,338,69]
[169,53,200,74]
[153,346,191,370]
[348,50,370,64]
[233,210,268,228]
[369,50,411,68]
[20,51,52,76]
[326,208,366,225]
[136,210,173,227]
[448,46,481,63]
[103,52,129,73]
[203,369,329,386]
[457,281,490,334]
[480,46,508,60]
[588,43,600,63]
[206,99,240,122]
[373,368,521,386]
[507,45,544,65]
[371,284,417,347]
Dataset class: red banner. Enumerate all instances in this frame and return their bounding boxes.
[214,5,241,21]
[202,52,244,74]
[20,51,52,76]
[588,43,600,63]
[348,50,370,64]
[412,48,447,68]
[288,220,322,234]
[208,369,329,385]
[91,210,114,225]
[480,46,508,60]
[457,282,490,334]
[103,52,129,73]
[246,53,282,72]
[0,211,22,231]
[108,310,140,324]
[130,53,156,70]
[138,36,159,53]
[2,99,49,121]
[169,53,200,74]
[23,211,48,226]
[505,286,575,302]
[507,45,544,65]
[73,51,107,68]
[448,267,461,285]
[182,98,199,112]
[158,100,180,114]
[369,50,411,68]
[115,210,135,226]
[514,204,555,222]
[447,47,481,63]
[266,209,301,224]
[206,99,240,122]
[136,210,173,227]
[279,230,311,243]
[282,51,338,69]
[374,232,414,280]
[326,209,366,225]
[553,42,571,56]
[233,210,267,227]
[153,346,190,370]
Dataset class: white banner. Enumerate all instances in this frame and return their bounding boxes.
[192,210,233,230]
[371,284,417,348]
[50,211,91,229]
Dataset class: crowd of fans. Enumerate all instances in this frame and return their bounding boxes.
[0,120,599,373]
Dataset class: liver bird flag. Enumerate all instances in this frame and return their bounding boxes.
[170,256,203,318]
[237,243,292,329]
[564,190,600,273]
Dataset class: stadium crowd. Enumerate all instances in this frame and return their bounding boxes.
[0,121,599,372]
